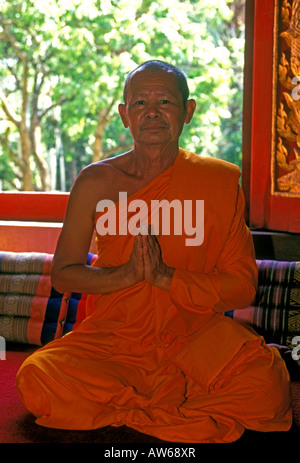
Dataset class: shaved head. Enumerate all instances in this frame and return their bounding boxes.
[123,60,190,108]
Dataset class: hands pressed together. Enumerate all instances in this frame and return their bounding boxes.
[126,226,175,291]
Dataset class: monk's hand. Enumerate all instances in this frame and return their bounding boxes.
[125,233,144,285]
[142,228,175,291]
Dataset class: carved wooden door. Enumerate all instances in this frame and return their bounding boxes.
[243,0,300,232]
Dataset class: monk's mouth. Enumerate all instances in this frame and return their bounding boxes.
[141,125,168,131]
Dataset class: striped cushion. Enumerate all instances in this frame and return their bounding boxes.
[1,252,299,349]
[226,260,300,349]
[0,251,96,345]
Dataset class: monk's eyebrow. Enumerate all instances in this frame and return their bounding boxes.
[132,91,176,99]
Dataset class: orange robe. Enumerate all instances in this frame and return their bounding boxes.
[16,149,292,443]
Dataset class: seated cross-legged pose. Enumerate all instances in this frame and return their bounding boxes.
[16,60,292,443]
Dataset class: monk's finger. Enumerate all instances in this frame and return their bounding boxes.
[131,233,143,256]
[144,237,158,269]
[146,230,161,257]
[128,234,144,279]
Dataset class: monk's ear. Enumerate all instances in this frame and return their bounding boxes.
[118,103,129,128]
[184,99,196,124]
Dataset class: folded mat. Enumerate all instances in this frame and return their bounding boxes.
[0,251,97,346]
[226,260,300,350]
[1,253,299,350]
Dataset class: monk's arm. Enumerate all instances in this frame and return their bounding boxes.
[52,237,144,295]
[51,169,143,294]
[169,185,258,313]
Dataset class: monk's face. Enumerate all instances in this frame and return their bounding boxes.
[119,69,195,147]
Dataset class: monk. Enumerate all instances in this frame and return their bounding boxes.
[16,60,292,443]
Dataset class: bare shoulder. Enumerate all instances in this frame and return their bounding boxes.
[98,151,133,174]
[76,161,113,186]
[75,152,132,189]
[63,163,111,220]
[67,154,133,220]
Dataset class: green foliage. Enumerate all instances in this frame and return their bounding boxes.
[0,0,245,191]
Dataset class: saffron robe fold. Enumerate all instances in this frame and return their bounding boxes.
[16,149,292,443]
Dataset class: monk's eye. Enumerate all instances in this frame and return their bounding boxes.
[135,100,145,105]
[161,100,170,104]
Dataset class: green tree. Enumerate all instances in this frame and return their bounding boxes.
[0,1,69,189]
[215,0,245,167]
[0,0,245,191]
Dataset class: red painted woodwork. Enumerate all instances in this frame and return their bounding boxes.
[0,192,69,222]
[0,221,62,253]
[0,192,98,254]
[0,192,69,253]
[244,0,300,232]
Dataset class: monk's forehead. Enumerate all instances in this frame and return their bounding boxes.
[127,68,180,95]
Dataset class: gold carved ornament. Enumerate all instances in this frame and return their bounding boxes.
[275,0,300,194]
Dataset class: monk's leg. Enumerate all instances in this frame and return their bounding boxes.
[183,342,292,435]
[17,358,117,430]
[16,338,144,430]
[16,332,292,440]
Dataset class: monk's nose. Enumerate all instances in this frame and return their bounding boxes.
[146,105,161,118]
